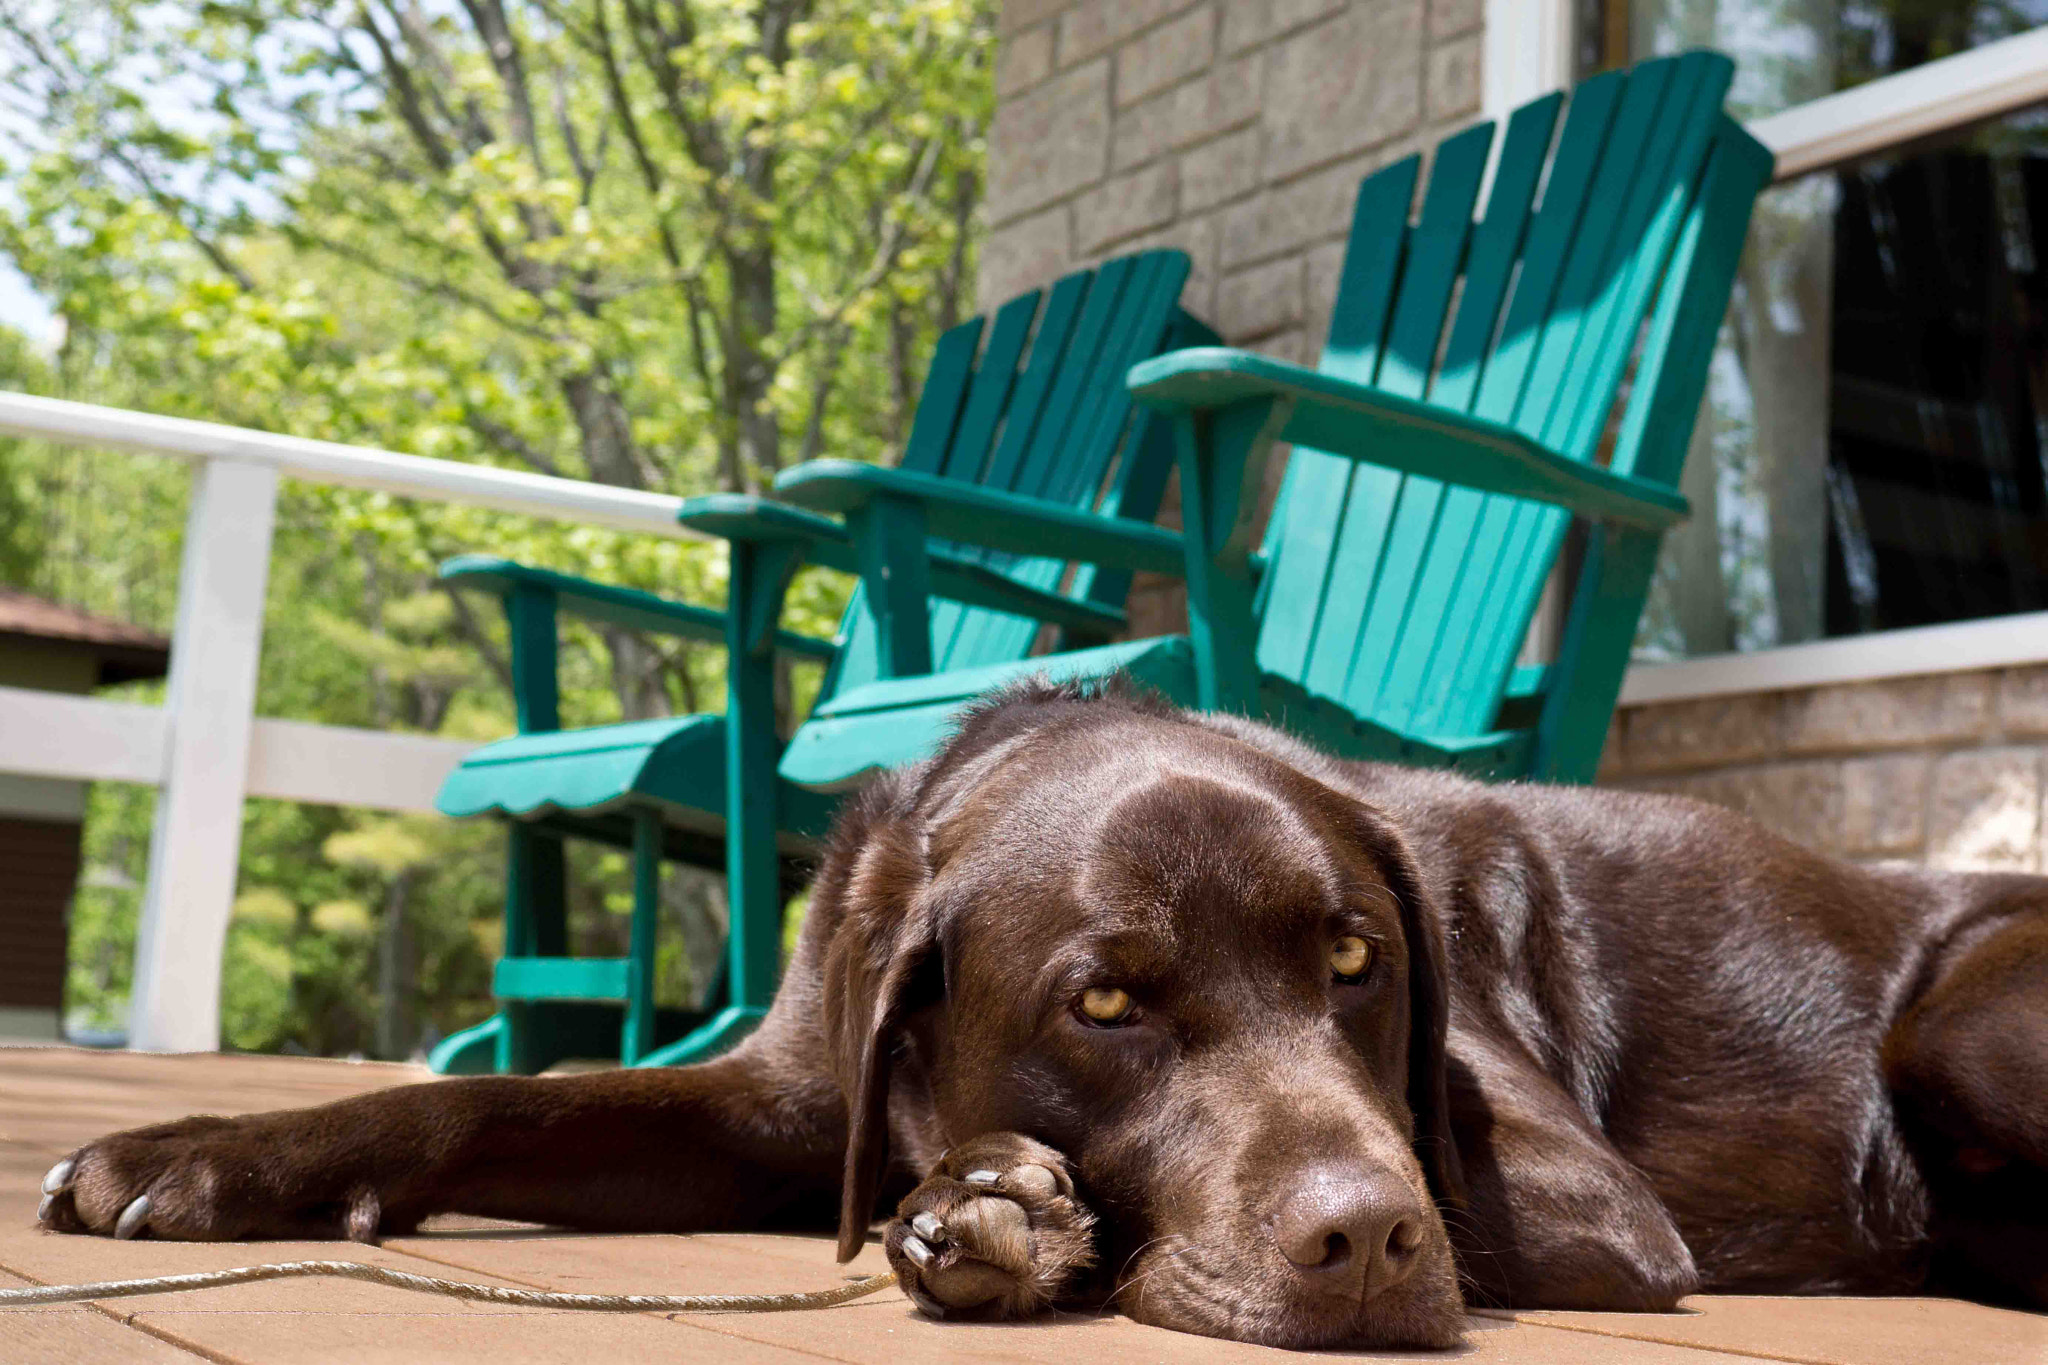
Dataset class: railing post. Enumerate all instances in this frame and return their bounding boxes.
[129,458,279,1052]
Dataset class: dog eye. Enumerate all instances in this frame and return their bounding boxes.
[1078,986,1134,1025]
[1330,936,1373,982]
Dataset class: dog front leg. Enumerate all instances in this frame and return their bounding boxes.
[882,1133,1097,1318]
[37,1040,845,1242]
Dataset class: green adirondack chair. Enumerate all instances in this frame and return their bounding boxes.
[430,249,1209,1074]
[771,54,1773,792]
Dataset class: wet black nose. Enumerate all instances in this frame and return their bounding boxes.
[1271,1168,1427,1300]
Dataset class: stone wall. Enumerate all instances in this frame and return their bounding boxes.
[1601,668,2048,871]
[986,0,1483,636]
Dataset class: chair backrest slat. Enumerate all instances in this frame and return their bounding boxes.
[977,273,1093,492]
[1300,124,1495,706]
[1367,93,1565,728]
[930,268,1098,668]
[896,319,983,475]
[826,250,1192,698]
[942,253,1205,665]
[1254,156,1422,687]
[1249,53,1761,748]
[938,252,1167,668]
[1420,53,1733,738]
[938,292,1042,479]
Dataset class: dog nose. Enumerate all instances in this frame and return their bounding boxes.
[1271,1169,1427,1300]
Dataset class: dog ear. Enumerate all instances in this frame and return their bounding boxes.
[1345,805,1468,1209]
[817,810,940,1262]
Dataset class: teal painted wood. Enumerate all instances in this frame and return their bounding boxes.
[897,318,982,476]
[979,273,1092,492]
[1431,54,1735,739]
[1255,155,1420,686]
[1393,71,1631,737]
[505,585,561,734]
[434,248,1198,1073]
[495,955,631,1001]
[1330,96,1564,734]
[939,290,1039,478]
[1252,54,1762,775]
[825,252,1190,691]
[941,252,1187,670]
[771,55,1771,798]
[934,263,1137,668]
[1077,307,1224,620]
[1239,55,1731,749]
[623,807,660,1064]
[1303,122,1494,706]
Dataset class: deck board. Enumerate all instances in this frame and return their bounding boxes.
[2,1047,2041,1364]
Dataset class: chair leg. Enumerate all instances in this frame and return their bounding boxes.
[496,822,567,1075]
[622,806,661,1066]
[633,542,781,1068]
[426,1013,503,1075]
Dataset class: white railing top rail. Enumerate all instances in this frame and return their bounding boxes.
[0,390,707,541]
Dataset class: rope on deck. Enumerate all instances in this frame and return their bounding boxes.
[0,1260,900,1312]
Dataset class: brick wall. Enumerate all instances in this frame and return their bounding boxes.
[986,0,1482,636]
[1601,668,2048,871]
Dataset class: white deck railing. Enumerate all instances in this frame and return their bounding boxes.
[0,391,706,1053]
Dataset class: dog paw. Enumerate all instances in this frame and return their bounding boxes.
[37,1115,388,1243]
[885,1133,1096,1319]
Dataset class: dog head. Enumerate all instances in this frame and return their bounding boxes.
[816,681,1465,1348]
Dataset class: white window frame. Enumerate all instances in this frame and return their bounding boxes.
[1484,4,2048,704]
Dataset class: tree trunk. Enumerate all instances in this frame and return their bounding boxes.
[561,370,645,489]
[375,868,417,1060]
[724,239,780,493]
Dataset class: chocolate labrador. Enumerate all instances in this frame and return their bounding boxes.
[32,681,2048,1348]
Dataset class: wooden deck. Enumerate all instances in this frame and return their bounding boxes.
[2,1047,2043,1364]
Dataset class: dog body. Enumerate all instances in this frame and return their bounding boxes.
[36,686,2048,1348]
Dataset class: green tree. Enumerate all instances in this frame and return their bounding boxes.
[0,0,994,1056]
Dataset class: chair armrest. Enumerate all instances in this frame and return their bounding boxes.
[1128,348,1689,532]
[772,461,1187,576]
[675,494,854,556]
[678,492,1126,639]
[440,555,836,662]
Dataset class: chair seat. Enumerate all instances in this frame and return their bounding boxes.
[778,634,1536,791]
[438,713,839,849]
[778,636,1201,790]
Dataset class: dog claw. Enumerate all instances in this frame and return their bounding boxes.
[41,1158,75,1194]
[901,1235,935,1269]
[910,1212,946,1244]
[963,1169,1001,1187]
[114,1195,151,1240]
[37,1194,54,1223]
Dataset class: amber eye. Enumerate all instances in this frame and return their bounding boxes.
[1079,986,1133,1024]
[1330,936,1373,981]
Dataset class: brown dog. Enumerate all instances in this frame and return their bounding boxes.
[33,682,2048,1348]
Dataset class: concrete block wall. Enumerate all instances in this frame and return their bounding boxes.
[985,0,1482,338]
[985,0,1483,637]
[1601,667,2048,871]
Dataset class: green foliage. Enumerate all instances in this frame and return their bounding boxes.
[1,0,992,1056]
